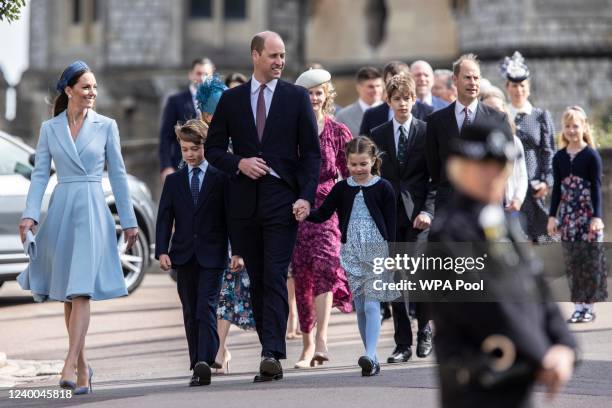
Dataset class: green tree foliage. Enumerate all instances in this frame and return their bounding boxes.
[0,0,26,23]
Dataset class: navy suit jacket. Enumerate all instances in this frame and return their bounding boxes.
[370,118,435,222]
[155,165,230,269]
[359,101,433,137]
[205,79,321,219]
[159,89,198,170]
[425,101,512,208]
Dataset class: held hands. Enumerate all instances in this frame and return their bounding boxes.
[412,213,432,230]
[18,218,36,243]
[292,199,311,222]
[589,217,604,240]
[537,345,575,401]
[159,254,172,271]
[238,158,269,180]
[124,227,138,251]
[532,182,549,199]
[230,255,245,272]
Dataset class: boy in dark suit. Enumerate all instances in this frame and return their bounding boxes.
[370,73,436,363]
[156,119,243,387]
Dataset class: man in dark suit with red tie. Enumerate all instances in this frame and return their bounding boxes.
[425,54,512,214]
[205,31,321,383]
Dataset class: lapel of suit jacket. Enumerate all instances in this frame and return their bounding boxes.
[473,101,487,125]
[51,111,86,172]
[400,119,420,177]
[178,166,195,210]
[240,81,260,146]
[382,121,400,175]
[195,165,216,213]
[261,80,284,146]
[75,109,102,155]
[444,102,459,139]
[182,89,197,119]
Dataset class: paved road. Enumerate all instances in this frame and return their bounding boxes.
[0,271,611,407]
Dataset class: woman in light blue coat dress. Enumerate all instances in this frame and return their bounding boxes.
[17,61,139,394]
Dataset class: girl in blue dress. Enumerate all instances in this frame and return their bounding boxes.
[294,136,399,377]
[548,106,607,323]
[17,61,138,394]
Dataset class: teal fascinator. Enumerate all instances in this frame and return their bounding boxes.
[196,74,228,115]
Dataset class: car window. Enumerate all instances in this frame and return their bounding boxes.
[0,137,33,177]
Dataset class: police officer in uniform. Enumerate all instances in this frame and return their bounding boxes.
[427,122,577,408]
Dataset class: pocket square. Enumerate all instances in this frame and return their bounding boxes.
[23,230,37,260]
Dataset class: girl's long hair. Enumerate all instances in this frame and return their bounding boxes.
[558,106,595,149]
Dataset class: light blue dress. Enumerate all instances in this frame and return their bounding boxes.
[340,176,399,302]
[17,110,137,302]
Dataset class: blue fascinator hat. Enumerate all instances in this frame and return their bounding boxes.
[196,74,228,115]
[500,51,530,83]
[56,60,90,93]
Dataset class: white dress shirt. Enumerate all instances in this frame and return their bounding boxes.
[188,160,208,191]
[249,76,280,178]
[454,99,479,130]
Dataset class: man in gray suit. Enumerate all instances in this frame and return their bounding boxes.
[335,66,383,137]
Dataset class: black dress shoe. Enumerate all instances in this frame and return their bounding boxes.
[254,357,283,383]
[387,347,412,363]
[192,362,211,386]
[189,374,201,387]
[358,356,379,377]
[416,330,433,358]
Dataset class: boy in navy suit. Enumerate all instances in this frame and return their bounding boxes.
[156,119,243,387]
[370,74,435,364]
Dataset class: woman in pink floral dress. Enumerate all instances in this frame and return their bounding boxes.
[291,69,353,368]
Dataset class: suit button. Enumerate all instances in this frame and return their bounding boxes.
[193,234,198,239]
[258,151,263,156]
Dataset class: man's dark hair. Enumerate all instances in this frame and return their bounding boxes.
[250,31,282,54]
[191,57,214,71]
[356,66,382,83]
[383,61,409,81]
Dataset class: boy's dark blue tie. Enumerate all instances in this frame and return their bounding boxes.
[191,167,200,205]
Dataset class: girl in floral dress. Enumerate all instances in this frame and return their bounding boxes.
[548,106,607,323]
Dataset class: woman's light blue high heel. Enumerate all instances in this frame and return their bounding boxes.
[74,366,93,395]
[59,378,76,390]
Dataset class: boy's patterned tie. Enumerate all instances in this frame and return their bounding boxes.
[397,126,409,167]
[191,167,200,205]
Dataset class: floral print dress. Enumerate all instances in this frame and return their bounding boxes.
[551,147,608,303]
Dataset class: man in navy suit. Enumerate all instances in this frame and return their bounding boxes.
[359,61,433,137]
[156,120,243,387]
[411,60,449,112]
[159,58,215,181]
[425,54,513,214]
[371,74,436,363]
[205,31,321,382]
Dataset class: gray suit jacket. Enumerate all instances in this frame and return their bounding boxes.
[335,101,364,137]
